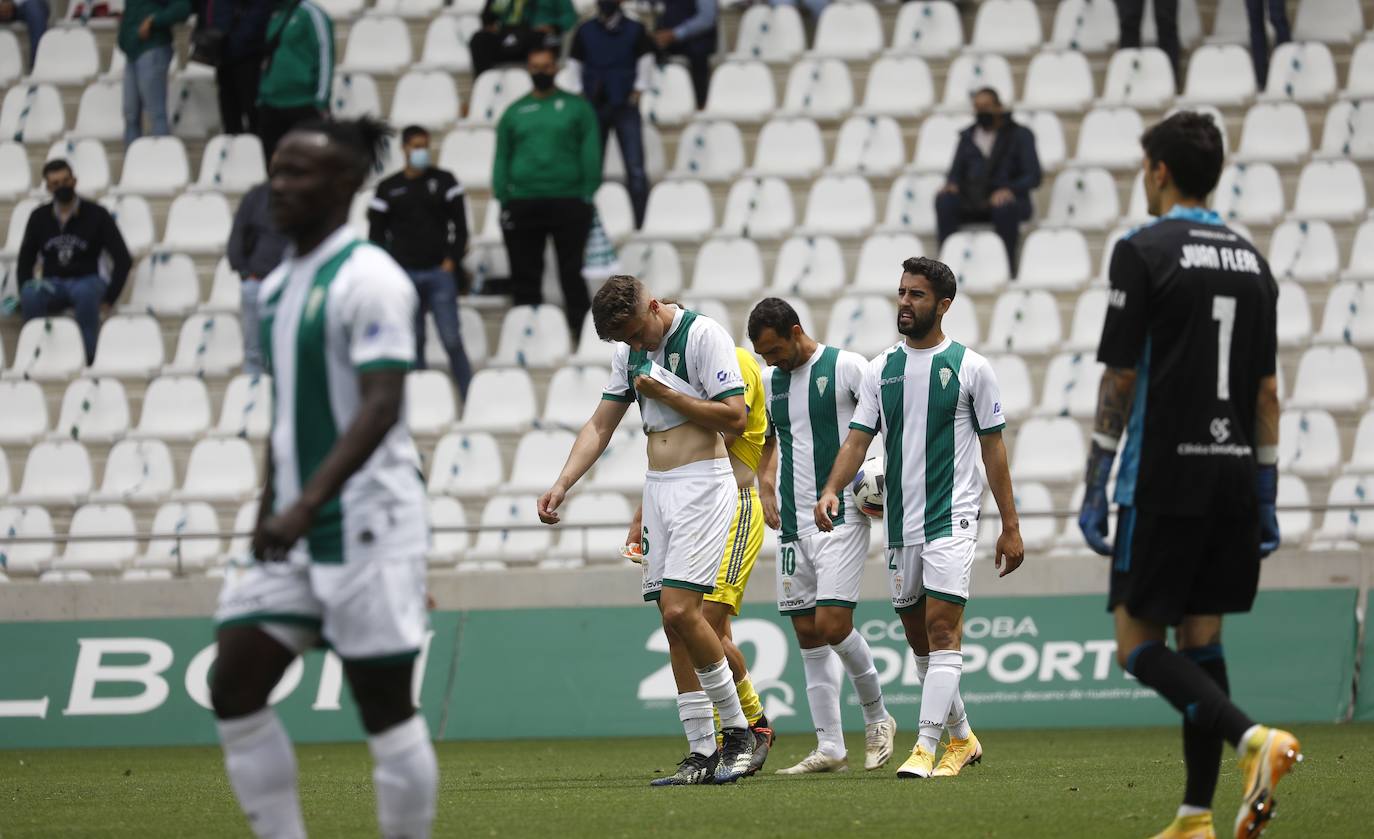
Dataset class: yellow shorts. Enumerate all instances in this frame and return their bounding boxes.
[705,486,763,615]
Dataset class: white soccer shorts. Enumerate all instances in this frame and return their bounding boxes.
[887,536,977,611]
[640,458,736,601]
[776,522,872,615]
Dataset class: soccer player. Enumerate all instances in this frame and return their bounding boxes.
[1077,111,1299,839]
[209,116,438,839]
[815,257,1026,779]
[538,276,756,785]
[747,298,897,774]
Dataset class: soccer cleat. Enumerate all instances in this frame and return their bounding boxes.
[774,749,848,775]
[896,744,936,779]
[932,731,983,777]
[1234,726,1302,839]
[715,727,755,783]
[1149,812,1216,839]
[744,724,774,776]
[650,751,719,786]
[863,714,897,770]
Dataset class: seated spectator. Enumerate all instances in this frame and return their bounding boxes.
[120,0,192,145]
[0,0,48,68]
[1116,0,1179,84]
[17,160,133,365]
[257,0,333,161]
[226,180,288,376]
[470,0,578,79]
[935,87,1041,270]
[1246,0,1291,90]
[207,0,274,135]
[652,0,717,110]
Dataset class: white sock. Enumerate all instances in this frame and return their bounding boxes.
[915,653,971,739]
[831,629,889,726]
[801,645,846,758]
[368,714,438,839]
[216,708,307,839]
[677,690,716,756]
[695,657,748,731]
[917,650,963,753]
[1178,804,1211,818]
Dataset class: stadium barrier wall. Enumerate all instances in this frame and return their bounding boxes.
[0,590,1357,750]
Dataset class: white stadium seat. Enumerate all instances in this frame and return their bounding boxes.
[671,120,745,182]
[0,83,65,143]
[427,431,504,497]
[1345,221,1374,282]
[1180,44,1256,106]
[4,198,37,257]
[1046,167,1120,230]
[0,30,20,86]
[1263,42,1337,102]
[1101,48,1175,108]
[458,368,536,432]
[1292,159,1367,222]
[29,27,99,84]
[1293,0,1363,45]
[197,134,266,193]
[1318,100,1374,161]
[1017,228,1092,291]
[163,192,233,253]
[52,504,137,575]
[1050,0,1118,52]
[165,313,244,376]
[811,1,884,59]
[853,233,925,294]
[548,492,634,563]
[318,0,366,19]
[767,235,844,298]
[619,240,683,299]
[641,180,714,241]
[341,15,411,74]
[134,375,212,440]
[332,71,382,119]
[53,377,128,443]
[215,373,273,440]
[124,252,201,316]
[1073,107,1146,168]
[971,0,1043,56]
[438,127,495,189]
[1012,418,1084,482]
[1023,110,1068,171]
[859,56,935,117]
[704,61,776,123]
[781,58,854,121]
[1144,0,1202,48]
[391,70,461,131]
[419,14,475,72]
[594,181,635,242]
[984,481,1057,550]
[201,257,240,314]
[570,315,615,367]
[167,73,223,139]
[508,430,576,493]
[912,112,968,173]
[543,366,610,430]
[640,63,695,126]
[119,137,190,196]
[1276,281,1313,348]
[0,506,56,576]
[46,137,111,195]
[14,441,92,504]
[891,1,964,58]
[1276,474,1312,544]
[1236,102,1312,163]
[6,317,86,381]
[426,495,469,566]
[469,494,549,565]
[1268,220,1340,284]
[1021,50,1095,111]
[986,290,1062,354]
[137,502,222,571]
[688,238,764,301]
[1348,41,1374,98]
[372,0,443,18]
[589,428,649,492]
[464,68,532,126]
[801,175,874,237]
[1279,409,1342,477]
[1316,475,1374,544]
[493,305,573,368]
[1317,282,1374,347]
[938,231,1010,295]
[406,370,456,436]
[1212,163,1284,225]
[1038,352,1104,418]
[751,117,825,179]
[732,3,805,63]
[1349,413,1374,473]
[942,53,1015,110]
[0,381,49,444]
[719,177,794,239]
[222,500,259,565]
[824,297,897,359]
[1067,287,1108,351]
[91,439,175,503]
[1289,346,1368,411]
[100,194,156,255]
[987,354,1033,419]
[178,439,257,502]
[882,172,944,236]
[0,141,29,199]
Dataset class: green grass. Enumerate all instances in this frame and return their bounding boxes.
[2,724,1369,838]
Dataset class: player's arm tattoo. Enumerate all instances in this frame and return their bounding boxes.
[1093,366,1138,448]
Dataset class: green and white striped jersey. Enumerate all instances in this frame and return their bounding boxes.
[258,226,428,564]
[850,337,1006,549]
[762,344,868,543]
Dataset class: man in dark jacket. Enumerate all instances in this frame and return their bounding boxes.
[652,0,717,110]
[119,0,192,145]
[17,160,133,364]
[469,0,577,78]
[207,0,273,135]
[226,180,288,375]
[934,87,1041,270]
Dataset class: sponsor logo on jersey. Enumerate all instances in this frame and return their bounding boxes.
[1107,288,1127,309]
[816,375,829,396]
[1210,417,1232,443]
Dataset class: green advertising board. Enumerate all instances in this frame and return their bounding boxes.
[0,590,1357,749]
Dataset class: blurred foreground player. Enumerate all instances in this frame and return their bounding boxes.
[210,116,438,839]
[1078,111,1299,839]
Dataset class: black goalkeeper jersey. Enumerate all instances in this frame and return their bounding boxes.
[1097,206,1279,516]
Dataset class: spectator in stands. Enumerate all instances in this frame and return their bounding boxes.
[770,0,826,21]
[1246,0,1291,90]
[16,160,133,365]
[569,0,654,228]
[369,125,475,399]
[257,0,333,162]
[653,0,718,110]
[1115,0,1179,84]
[208,0,274,135]
[469,0,578,79]
[226,180,288,376]
[120,0,192,146]
[493,47,601,335]
[0,0,48,69]
[935,87,1041,271]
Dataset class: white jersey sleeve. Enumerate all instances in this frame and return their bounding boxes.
[342,247,418,372]
[849,354,884,434]
[689,318,745,401]
[967,353,1008,435]
[838,349,868,406]
[603,343,633,402]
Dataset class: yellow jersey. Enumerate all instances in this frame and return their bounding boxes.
[729,348,767,473]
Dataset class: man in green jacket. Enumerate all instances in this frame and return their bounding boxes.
[119,0,190,145]
[493,46,602,335]
[257,0,334,161]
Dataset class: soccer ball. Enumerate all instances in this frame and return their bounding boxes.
[852,455,885,519]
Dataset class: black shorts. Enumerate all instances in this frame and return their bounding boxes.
[1107,506,1261,626]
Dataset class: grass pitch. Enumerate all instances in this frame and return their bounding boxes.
[2,724,1370,838]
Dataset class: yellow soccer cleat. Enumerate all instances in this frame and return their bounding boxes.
[1234,727,1302,839]
[932,731,982,777]
[1149,812,1216,839]
[895,744,936,779]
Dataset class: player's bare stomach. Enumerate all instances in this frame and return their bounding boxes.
[646,423,728,472]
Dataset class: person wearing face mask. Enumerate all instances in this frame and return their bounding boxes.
[567,0,655,227]
[368,125,474,400]
[493,47,602,337]
[935,87,1041,272]
[16,160,133,365]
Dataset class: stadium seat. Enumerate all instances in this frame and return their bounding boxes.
[464,68,532,126]
[732,3,804,63]
[45,137,111,195]
[199,257,240,314]
[218,499,259,566]
[52,504,137,575]
[1292,160,1367,222]
[167,73,223,139]
[0,506,56,576]
[704,61,776,123]
[1275,474,1312,544]
[0,141,29,199]
[1348,41,1374,98]
[53,377,129,443]
[852,233,925,294]
[214,373,272,440]
[124,252,201,316]
[980,481,1056,550]
[1179,45,1256,106]
[542,366,609,430]
[89,439,175,503]
[136,502,222,571]
[391,70,460,131]
[890,1,964,57]
[317,0,365,19]
[1021,50,1095,111]
[824,297,897,358]
[1017,228,1092,291]
[438,127,495,189]
[1046,167,1120,230]
[1317,282,1374,346]
[178,438,257,502]
[971,0,1043,55]
[100,194,156,255]
[1318,100,1374,161]
[1268,220,1340,284]
[1212,163,1285,225]
[1235,101,1312,164]
[1012,417,1084,482]
[1145,0,1203,48]
[604,121,660,187]
[458,368,536,432]
[491,305,573,369]
[588,428,649,492]
[1037,352,1104,418]
[425,495,469,566]
[13,440,91,503]
[1073,107,1145,168]
[133,375,212,441]
[781,58,854,121]
[569,314,615,367]
[28,27,99,84]
[0,30,19,86]
[1279,409,1342,477]
[1067,287,1108,351]
[372,0,443,17]
[341,15,411,74]
[165,314,244,376]
[750,117,825,179]
[1019,110,1067,172]
[1289,346,1368,411]
[332,71,382,119]
[0,83,65,143]
[1101,48,1176,108]
[878,173,941,238]
[197,134,267,193]
[619,240,683,300]
[85,314,164,378]
[941,53,1015,110]
[671,120,745,182]
[508,430,576,493]
[719,177,795,239]
[427,431,503,497]
[593,181,635,242]
[1050,0,1118,52]
[762,235,841,298]
[1293,0,1363,44]
[419,14,475,72]
[688,238,764,301]
[987,354,1033,419]
[547,492,634,563]
[1262,42,1337,102]
[6,317,86,381]
[1348,413,1374,473]
[406,370,456,436]
[640,63,695,126]
[1276,281,1313,347]
[468,494,549,565]
[858,56,935,118]
[811,1,883,59]
[1344,221,1374,282]
[938,231,1010,295]
[641,179,714,241]
[801,176,874,237]
[163,192,233,253]
[2,196,32,258]
[422,307,486,372]
[0,381,49,444]
[1315,475,1374,544]
[986,289,1062,354]
[118,137,191,196]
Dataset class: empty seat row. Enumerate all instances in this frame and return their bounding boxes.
[4,314,243,381]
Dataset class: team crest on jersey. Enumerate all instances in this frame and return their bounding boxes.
[668,353,681,373]
[816,376,829,396]
[305,286,327,321]
[939,367,953,389]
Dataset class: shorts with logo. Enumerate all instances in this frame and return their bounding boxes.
[1108,506,1260,626]
[887,536,976,611]
[705,486,764,615]
[777,522,872,615]
[641,458,737,601]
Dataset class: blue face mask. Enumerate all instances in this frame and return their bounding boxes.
[408,148,431,170]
